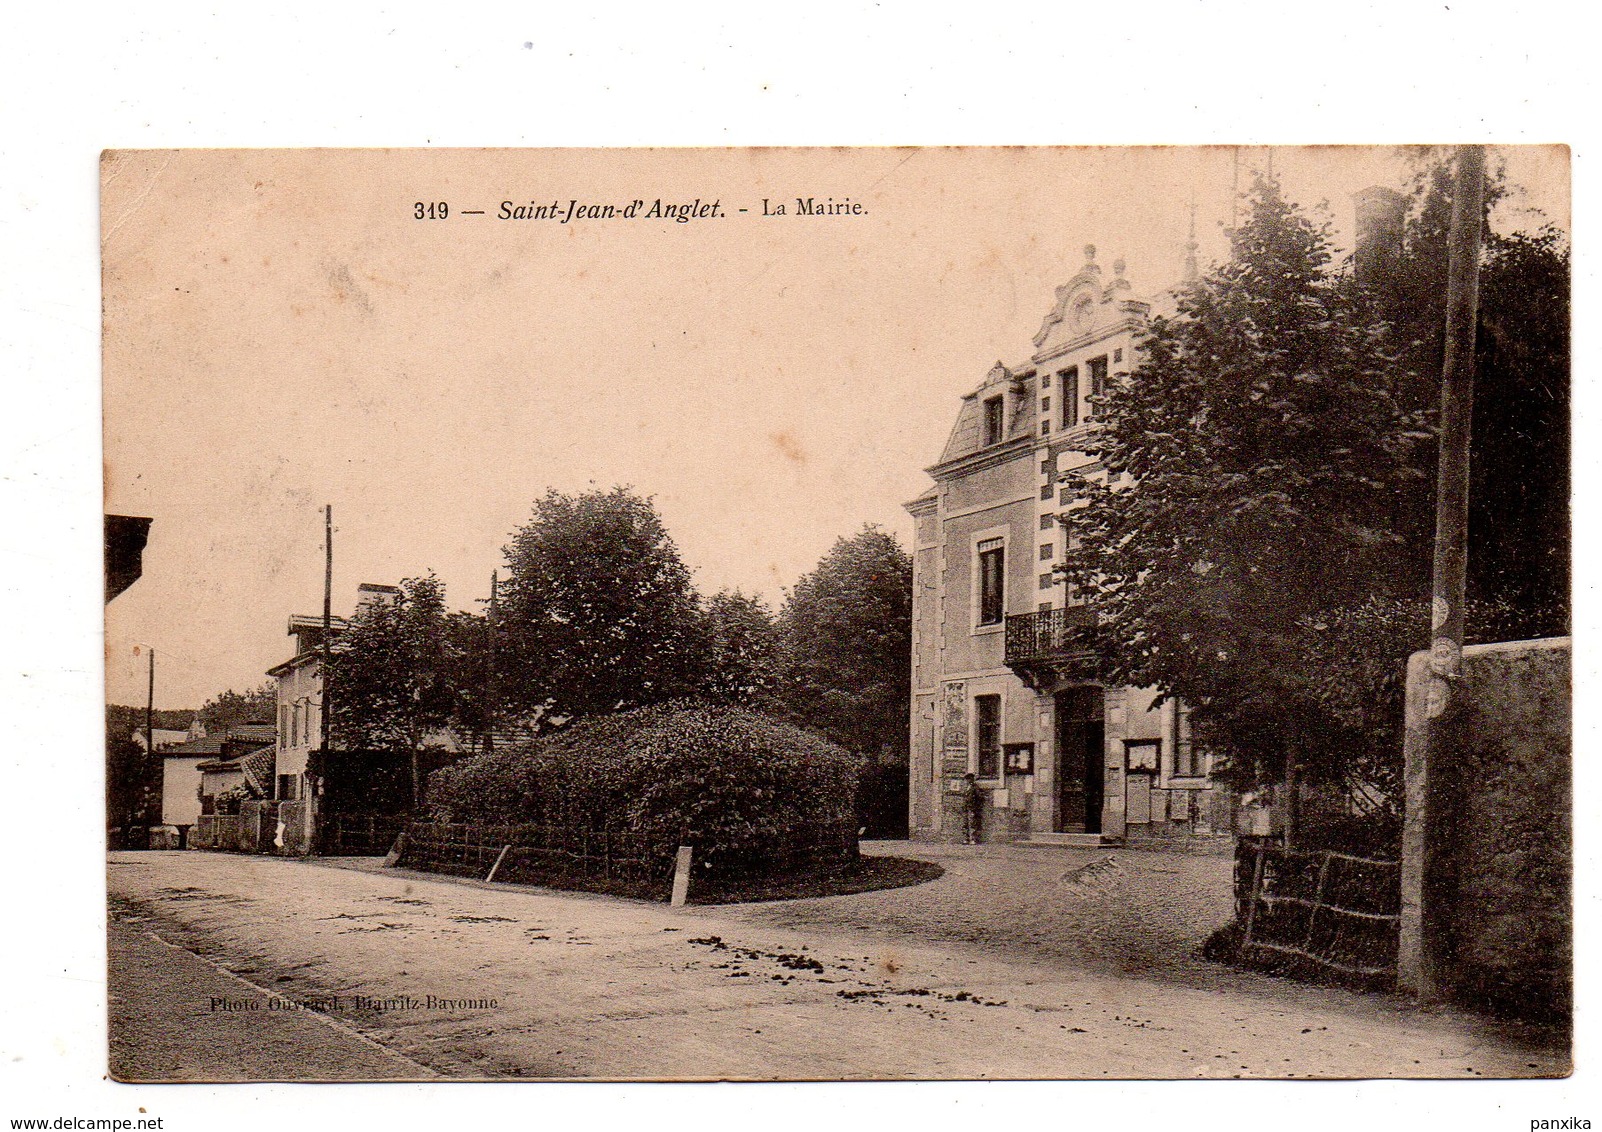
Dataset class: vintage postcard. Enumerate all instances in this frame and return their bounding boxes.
[102,146,1571,1081]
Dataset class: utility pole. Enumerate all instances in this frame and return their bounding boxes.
[1427,144,1486,712]
[312,503,333,852]
[1406,144,1486,1003]
[486,570,499,756]
[321,504,333,754]
[145,647,155,827]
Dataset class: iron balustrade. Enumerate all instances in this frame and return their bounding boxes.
[1004,606,1094,667]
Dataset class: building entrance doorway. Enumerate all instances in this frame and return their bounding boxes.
[1054,686,1104,833]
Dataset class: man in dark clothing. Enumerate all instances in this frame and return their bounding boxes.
[961,772,983,844]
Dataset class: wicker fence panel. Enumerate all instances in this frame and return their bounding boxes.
[1237,837,1401,986]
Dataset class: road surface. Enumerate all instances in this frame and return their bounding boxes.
[106,847,1566,1081]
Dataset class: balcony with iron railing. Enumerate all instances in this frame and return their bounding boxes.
[1004,606,1097,679]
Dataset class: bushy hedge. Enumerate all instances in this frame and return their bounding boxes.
[426,702,859,878]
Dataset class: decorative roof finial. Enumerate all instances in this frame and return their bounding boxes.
[1084,244,1097,265]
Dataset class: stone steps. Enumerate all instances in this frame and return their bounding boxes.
[1021,832,1119,849]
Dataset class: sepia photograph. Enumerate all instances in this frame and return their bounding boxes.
[100,144,1571,1083]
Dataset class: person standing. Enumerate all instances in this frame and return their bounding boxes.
[961,772,983,844]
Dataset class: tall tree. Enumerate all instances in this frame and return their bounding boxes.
[327,573,456,801]
[1382,154,1570,635]
[498,487,708,721]
[699,589,780,706]
[1058,173,1431,792]
[776,525,912,760]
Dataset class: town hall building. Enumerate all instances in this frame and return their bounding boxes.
[906,245,1231,847]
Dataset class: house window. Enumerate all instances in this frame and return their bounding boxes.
[1041,396,1051,413]
[278,774,298,801]
[1087,355,1109,415]
[1041,420,1051,436]
[1113,348,1123,363]
[1040,513,1056,531]
[1173,705,1200,776]
[1060,368,1079,427]
[279,704,289,748]
[975,695,1001,779]
[1038,573,1054,590]
[977,538,1005,625]
[1039,543,1054,561]
[1040,484,1054,500]
[1039,601,1053,612]
[292,703,302,746]
[983,396,1005,445]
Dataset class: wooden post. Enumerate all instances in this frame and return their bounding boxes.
[314,503,333,854]
[320,504,333,751]
[670,845,694,907]
[1241,838,1268,947]
[485,844,512,883]
[382,831,407,868]
[144,647,155,838]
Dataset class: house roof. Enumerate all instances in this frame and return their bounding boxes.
[288,613,349,635]
[164,736,227,758]
[228,723,278,744]
[239,746,276,796]
[196,740,273,775]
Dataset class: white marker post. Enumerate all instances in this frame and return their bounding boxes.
[485,844,512,883]
[382,832,407,869]
[670,845,694,907]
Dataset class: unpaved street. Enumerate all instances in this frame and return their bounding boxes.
[107,847,1566,1081]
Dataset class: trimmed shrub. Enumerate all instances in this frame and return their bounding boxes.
[425,701,859,880]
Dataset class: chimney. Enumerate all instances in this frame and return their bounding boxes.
[355,582,401,612]
[1353,186,1407,290]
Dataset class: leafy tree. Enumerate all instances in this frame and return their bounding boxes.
[105,703,190,842]
[1380,154,1570,635]
[498,487,708,722]
[327,573,456,803]
[1057,173,1431,793]
[775,525,912,761]
[699,589,780,706]
[198,684,276,732]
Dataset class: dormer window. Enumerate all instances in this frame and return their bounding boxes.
[983,396,1005,445]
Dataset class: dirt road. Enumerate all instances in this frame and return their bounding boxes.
[106,849,1566,1081]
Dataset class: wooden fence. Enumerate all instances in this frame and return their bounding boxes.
[322,813,408,856]
[396,819,860,902]
[1235,836,1401,986]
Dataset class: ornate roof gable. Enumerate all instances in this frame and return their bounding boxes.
[1033,244,1105,349]
[981,360,1013,389]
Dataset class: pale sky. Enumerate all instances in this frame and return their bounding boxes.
[102,145,1569,708]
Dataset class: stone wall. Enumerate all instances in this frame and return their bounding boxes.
[1399,637,1571,1023]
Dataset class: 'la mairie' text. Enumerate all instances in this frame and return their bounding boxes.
[762,197,866,217]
